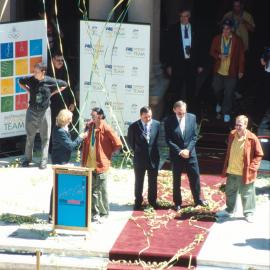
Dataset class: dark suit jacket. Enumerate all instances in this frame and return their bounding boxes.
[127,119,160,169]
[165,113,198,162]
[166,22,205,72]
[52,126,83,164]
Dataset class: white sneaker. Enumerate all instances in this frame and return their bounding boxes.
[224,114,230,122]
[216,104,222,113]
[215,209,233,218]
[245,215,255,223]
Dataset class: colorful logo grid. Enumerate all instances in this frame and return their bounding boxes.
[15,77,26,93]
[0,42,13,59]
[1,60,14,77]
[0,39,43,113]
[15,94,28,110]
[15,58,28,75]
[1,96,14,112]
[30,56,42,73]
[30,39,42,56]
[15,41,28,58]
[1,78,14,95]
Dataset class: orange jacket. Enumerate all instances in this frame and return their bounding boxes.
[210,33,245,77]
[222,130,264,184]
[81,121,122,173]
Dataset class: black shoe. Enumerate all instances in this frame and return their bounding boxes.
[39,162,47,169]
[195,200,208,207]
[21,160,29,167]
[174,205,181,212]
[133,204,143,211]
[48,215,53,224]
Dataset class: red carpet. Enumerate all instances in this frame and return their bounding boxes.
[108,173,224,269]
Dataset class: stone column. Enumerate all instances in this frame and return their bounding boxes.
[128,0,169,119]
[88,0,115,20]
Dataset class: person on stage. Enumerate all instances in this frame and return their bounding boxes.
[19,63,67,169]
[49,109,88,222]
[164,100,207,211]
[81,107,122,222]
[127,106,160,210]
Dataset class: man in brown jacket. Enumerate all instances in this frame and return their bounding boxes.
[216,115,264,223]
[210,18,245,123]
[82,107,122,222]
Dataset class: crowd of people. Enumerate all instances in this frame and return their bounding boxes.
[164,0,269,124]
[16,0,267,225]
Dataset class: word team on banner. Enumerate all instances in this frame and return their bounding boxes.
[0,20,47,139]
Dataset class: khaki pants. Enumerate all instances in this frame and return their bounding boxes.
[225,174,256,217]
[92,171,109,217]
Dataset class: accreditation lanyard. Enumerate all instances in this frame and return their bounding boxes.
[222,36,232,55]
[91,125,96,147]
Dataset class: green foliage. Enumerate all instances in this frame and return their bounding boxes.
[0,213,41,225]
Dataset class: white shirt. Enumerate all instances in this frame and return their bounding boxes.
[177,115,185,136]
[181,23,192,59]
[141,120,152,142]
[265,60,270,73]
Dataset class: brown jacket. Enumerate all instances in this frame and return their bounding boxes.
[222,130,264,184]
[210,33,245,77]
[82,121,122,173]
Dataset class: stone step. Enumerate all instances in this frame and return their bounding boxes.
[0,253,108,270]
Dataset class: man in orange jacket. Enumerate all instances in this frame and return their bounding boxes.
[216,115,264,222]
[82,107,122,222]
[210,19,245,123]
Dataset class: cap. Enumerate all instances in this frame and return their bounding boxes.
[222,18,233,28]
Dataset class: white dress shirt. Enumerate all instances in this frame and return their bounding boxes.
[181,23,192,59]
[177,115,185,137]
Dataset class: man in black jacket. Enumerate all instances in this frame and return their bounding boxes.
[19,63,67,169]
[165,9,205,113]
[165,100,207,211]
[128,106,160,210]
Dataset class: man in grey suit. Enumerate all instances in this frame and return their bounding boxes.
[164,100,207,211]
[128,106,160,210]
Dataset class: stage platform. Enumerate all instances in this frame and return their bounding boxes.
[0,156,269,269]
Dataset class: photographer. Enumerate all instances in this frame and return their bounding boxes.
[258,47,270,133]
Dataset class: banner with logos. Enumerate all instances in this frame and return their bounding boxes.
[80,21,150,136]
[0,20,47,138]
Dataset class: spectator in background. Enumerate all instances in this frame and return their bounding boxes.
[216,115,263,223]
[19,63,67,169]
[258,47,270,134]
[260,47,270,111]
[222,0,255,99]
[165,8,205,114]
[222,0,255,52]
[81,107,122,223]
[127,106,160,210]
[210,19,245,123]
[47,51,75,152]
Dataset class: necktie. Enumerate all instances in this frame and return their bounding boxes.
[144,123,150,143]
[184,25,189,39]
[179,118,184,137]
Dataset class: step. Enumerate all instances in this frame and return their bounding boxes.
[0,253,108,270]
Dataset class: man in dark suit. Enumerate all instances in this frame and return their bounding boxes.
[128,106,160,210]
[164,100,207,211]
[165,9,205,113]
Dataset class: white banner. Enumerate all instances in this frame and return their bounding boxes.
[80,20,150,136]
[0,20,47,138]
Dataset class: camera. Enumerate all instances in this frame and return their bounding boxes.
[262,47,270,62]
[185,45,191,56]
